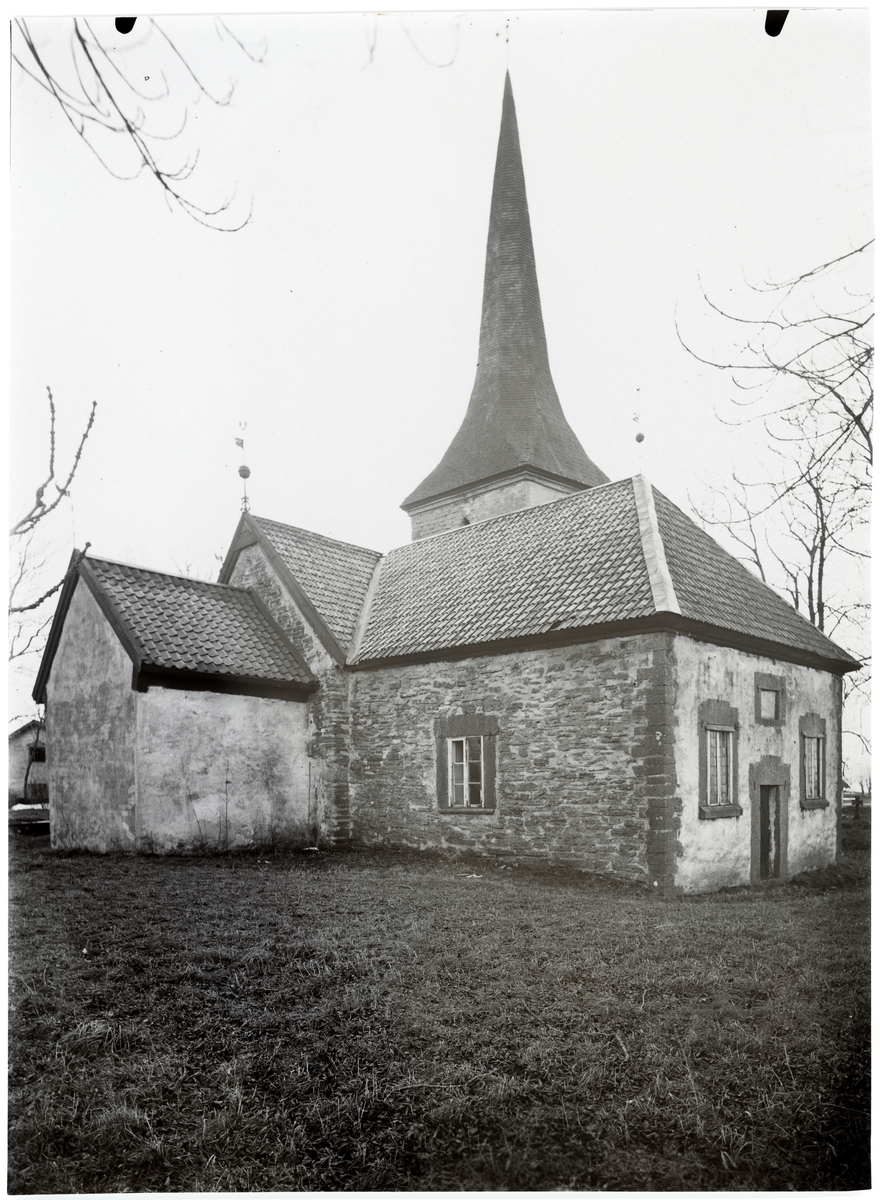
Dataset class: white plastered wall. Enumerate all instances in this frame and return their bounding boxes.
[45,580,138,851]
[134,684,312,851]
[672,635,840,893]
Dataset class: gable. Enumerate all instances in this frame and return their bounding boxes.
[47,574,137,699]
[251,518,380,650]
[220,513,381,660]
[34,553,316,703]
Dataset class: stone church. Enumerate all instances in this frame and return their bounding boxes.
[34,75,858,893]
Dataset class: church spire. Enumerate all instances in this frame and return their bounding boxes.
[402,73,608,537]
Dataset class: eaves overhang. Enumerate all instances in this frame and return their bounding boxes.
[131,665,316,701]
[347,612,861,676]
[33,549,319,704]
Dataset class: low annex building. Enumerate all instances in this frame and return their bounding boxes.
[35,74,858,891]
[34,556,317,852]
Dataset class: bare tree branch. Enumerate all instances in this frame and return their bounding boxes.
[686,241,872,772]
[13,16,258,231]
[11,388,97,538]
[9,544,90,617]
[9,388,97,667]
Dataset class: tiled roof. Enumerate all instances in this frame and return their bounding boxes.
[355,479,654,661]
[251,517,381,650]
[84,558,315,687]
[352,478,857,668]
[652,490,856,666]
[402,73,607,510]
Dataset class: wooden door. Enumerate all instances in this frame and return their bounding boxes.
[759,785,781,880]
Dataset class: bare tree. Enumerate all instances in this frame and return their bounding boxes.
[682,239,871,495]
[9,388,96,667]
[681,241,872,770]
[13,16,265,231]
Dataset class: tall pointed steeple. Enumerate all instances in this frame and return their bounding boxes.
[402,73,608,539]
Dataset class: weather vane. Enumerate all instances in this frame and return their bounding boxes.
[235,426,250,512]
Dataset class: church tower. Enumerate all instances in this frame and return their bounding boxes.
[401,73,608,540]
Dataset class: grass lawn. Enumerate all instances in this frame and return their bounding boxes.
[9,815,870,1192]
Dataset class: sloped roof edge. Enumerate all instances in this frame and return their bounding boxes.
[34,551,318,704]
[632,474,680,614]
[219,512,382,665]
[8,719,42,741]
[348,555,386,661]
[33,550,92,705]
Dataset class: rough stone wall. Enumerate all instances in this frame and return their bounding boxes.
[135,686,311,852]
[348,634,671,884]
[45,579,138,851]
[228,544,349,843]
[409,477,577,540]
[637,634,681,896]
[672,635,840,892]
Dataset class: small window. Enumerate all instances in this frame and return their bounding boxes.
[449,736,485,807]
[435,714,498,813]
[799,711,828,809]
[706,727,733,805]
[803,736,824,801]
[698,699,742,819]
[754,673,785,726]
[28,745,46,764]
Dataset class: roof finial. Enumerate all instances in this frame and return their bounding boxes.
[633,408,645,473]
[235,427,250,512]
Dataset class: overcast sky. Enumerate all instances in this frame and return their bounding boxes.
[9,8,872,725]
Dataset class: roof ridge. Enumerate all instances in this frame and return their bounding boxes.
[87,554,246,591]
[251,514,381,558]
[632,475,680,614]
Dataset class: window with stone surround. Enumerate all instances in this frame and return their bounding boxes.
[754,672,785,726]
[435,714,497,813]
[698,699,742,819]
[448,737,485,807]
[799,712,828,810]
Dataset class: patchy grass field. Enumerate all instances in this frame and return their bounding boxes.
[9,816,869,1192]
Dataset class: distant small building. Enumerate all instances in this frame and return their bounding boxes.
[33,73,860,890]
[8,719,47,803]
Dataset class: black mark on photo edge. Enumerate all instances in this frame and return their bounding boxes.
[765,11,789,37]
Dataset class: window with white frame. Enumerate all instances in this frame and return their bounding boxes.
[698,698,741,818]
[706,726,734,806]
[449,736,485,808]
[435,714,498,813]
